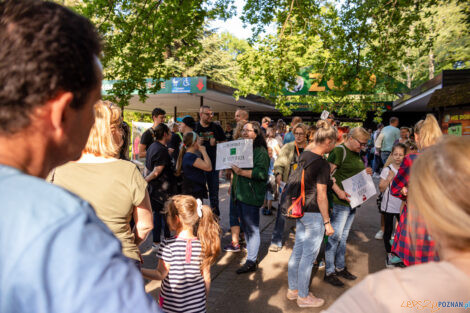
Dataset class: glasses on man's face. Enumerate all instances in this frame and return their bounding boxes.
[202,112,213,117]
[294,132,305,137]
[243,128,255,133]
[353,137,368,147]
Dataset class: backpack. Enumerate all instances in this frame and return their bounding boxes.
[280,154,320,219]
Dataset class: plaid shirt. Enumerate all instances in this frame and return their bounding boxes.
[390,153,439,266]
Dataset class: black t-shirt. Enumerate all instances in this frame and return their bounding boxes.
[225,130,234,141]
[145,141,176,203]
[299,151,330,213]
[195,122,225,167]
[141,128,156,151]
[168,132,182,165]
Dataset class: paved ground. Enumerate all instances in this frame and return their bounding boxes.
[141,178,386,312]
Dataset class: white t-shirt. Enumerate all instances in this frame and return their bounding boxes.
[267,138,281,160]
[380,165,402,214]
[323,261,470,313]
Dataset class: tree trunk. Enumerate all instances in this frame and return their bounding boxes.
[429,49,435,80]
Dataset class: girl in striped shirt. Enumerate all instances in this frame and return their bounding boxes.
[142,195,221,313]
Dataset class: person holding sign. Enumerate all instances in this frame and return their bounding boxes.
[231,122,270,274]
[324,127,372,287]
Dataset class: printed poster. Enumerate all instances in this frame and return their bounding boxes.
[341,169,377,208]
[215,139,253,170]
[131,121,153,160]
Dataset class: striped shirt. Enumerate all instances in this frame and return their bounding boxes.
[157,237,206,313]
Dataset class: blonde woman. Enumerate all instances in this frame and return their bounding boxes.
[287,120,337,308]
[323,136,470,313]
[324,127,372,287]
[389,114,442,266]
[51,100,153,267]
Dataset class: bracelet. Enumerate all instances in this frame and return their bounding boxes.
[324,220,330,225]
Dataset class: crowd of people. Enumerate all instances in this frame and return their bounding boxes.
[1,1,469,313]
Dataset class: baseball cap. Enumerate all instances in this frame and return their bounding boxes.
[177,115,196,130]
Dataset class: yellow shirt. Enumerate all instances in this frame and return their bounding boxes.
[51,160,147,261]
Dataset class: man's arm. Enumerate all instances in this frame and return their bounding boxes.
[145,165,164,183]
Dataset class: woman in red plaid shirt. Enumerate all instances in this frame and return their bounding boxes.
[390,114,442,266]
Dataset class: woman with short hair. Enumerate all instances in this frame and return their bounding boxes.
[324,127,372,287]
[51,101,153,267]
[324,136,470,313]
[287,120,337,308]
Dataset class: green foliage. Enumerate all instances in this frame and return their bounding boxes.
[123,110,152,125]
[67,0,235,107]
[236,0,439,120]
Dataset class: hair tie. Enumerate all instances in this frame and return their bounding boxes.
[196,199,203,218]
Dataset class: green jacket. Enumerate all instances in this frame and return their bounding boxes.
[231,146,270,207]
[273,142,297,183]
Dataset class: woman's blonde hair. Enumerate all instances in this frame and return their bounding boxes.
[414,114,442,149]
[314,120,337,144]
[408,136,470,252]
[165,195,221,270]
[348,126,370,141]
[83,100,122,158]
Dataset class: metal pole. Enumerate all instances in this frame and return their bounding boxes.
[174,106,177,121]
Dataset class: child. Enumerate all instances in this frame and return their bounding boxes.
[378,143,406,268]
[142,195,221,313]
[262,147,275,215]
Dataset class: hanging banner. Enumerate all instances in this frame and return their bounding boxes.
[215,139,253,170]
[341,170,377,208]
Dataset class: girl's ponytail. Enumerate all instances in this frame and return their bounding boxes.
[175,132,198,176]
[197,205,221,270]
[175,145,186,176]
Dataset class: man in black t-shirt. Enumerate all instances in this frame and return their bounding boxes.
[144,123,175,249]
[225,123,234,141]
[195,105,226,216]
[138,107,166,158]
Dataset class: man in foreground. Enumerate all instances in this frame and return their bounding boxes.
[0,1,160,312]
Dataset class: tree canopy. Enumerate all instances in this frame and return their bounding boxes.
[61,0,469,121]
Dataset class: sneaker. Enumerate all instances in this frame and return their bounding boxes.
[269,244,282,252]
[324,273,344,287]
[336,268,357,280]
[262,208,272,216]
[236,261,257,274]
[385,255,395,268]
[390,255,402,264]
[286,289,298,300]
[151,243,160,253]
[318,260,325,269]
[296,293,325,308]
[375,230,384,240]
[224,242,241,252]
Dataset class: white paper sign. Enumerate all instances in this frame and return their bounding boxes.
[215,139,253,170]
[341,170,377,208]
[320,110,330,120]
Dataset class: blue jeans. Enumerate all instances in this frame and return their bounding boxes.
[205,170,220,216]
[325,204,356,275]
[372,154,382,173]
[150,198,170,243]
[270,203,286,247]
[229,197,240,227]
[236,201,260,263]
[287,213,325,298]
[380,151,391,165]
